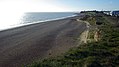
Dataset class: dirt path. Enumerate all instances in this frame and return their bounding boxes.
[77,19,90,44]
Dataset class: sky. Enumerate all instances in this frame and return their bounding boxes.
[0,0,119,12]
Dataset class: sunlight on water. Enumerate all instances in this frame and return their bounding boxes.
[0,1,25,30]
[0,12,24,30]
[0,0,71,31]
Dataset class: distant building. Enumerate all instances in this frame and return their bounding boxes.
[112,11,119,17]
[102,11,111,15]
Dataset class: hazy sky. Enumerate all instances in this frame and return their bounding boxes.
[0,0,118,29]
[0,0,119,12]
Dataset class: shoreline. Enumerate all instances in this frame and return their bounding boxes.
[0,15,78,33]
[0,14,78,32]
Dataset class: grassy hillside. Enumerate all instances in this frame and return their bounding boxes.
[26,12,119,67]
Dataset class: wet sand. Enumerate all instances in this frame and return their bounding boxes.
[0,17,86,67]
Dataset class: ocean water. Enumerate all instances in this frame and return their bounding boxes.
[0,12,76,31]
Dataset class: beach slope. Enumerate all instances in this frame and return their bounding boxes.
[0,17,86,67]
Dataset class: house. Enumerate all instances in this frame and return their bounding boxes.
[102,11,111,15]
[112,11,119,17]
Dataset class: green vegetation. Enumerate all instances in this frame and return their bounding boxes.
[26,12,119,67]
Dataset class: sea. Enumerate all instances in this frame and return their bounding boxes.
[0,12,77,31]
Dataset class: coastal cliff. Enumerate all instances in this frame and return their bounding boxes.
[27,12,119,67]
